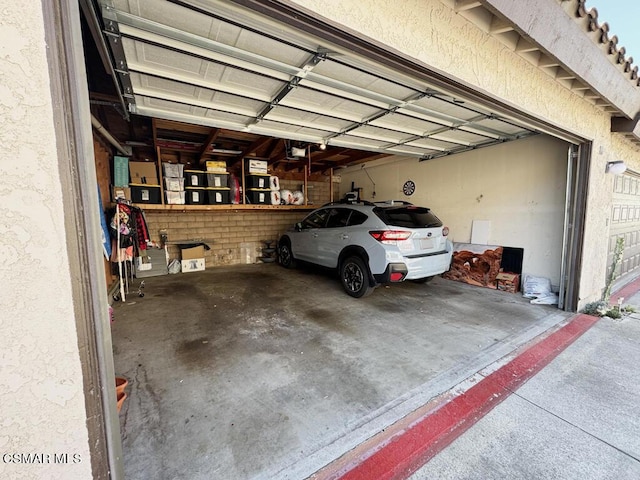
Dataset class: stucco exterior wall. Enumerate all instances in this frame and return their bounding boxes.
[0,2,92,479]
[290,0,640,305]
[338,135,569,287]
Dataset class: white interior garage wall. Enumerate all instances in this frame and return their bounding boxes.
[288,0,640,307]
[338,135,569,287]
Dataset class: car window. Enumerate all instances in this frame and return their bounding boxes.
[347,210,368,226]
[301,209,329,229]
[325,208,352,228]
[373,206,443,228]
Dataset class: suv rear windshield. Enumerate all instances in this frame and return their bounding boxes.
[373,206,443,228]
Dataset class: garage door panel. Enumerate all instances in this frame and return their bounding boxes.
[347,125,416,144]
[283,87,380,122]
[609,173,640,287]
[311,61,418,101]
[265,106,351,133]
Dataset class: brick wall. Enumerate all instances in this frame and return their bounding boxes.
[145,209,305,266]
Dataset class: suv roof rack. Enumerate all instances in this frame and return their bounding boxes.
[373,200,414,206]
[322,199,376,207]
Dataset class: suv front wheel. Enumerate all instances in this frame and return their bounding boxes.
[278,238,296,268]
[340,256,374,298]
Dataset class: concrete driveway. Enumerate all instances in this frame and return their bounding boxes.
[110,263,570,480]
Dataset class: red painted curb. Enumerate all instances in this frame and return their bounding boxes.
[327,314,599,480]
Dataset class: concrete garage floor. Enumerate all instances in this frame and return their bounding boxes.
[111,263,571,480]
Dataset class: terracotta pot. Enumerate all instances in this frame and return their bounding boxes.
[115,376,128,396]
[117,391,127,413]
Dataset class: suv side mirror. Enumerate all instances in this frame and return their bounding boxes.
[295,222,303,231]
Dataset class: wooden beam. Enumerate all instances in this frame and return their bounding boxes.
[198,128,220,165]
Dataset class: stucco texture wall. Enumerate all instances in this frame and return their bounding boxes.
[0,2,92,479]
[290,0,640,305]
[339,135,569,286]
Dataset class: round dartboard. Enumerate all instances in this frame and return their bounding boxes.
[403,180,415,196]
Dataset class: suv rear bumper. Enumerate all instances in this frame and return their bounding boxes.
[373,263,408,284]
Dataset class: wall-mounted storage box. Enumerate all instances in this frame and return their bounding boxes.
[245,174,270,189]
[206,187,230,204]
[184,170,206,187]
[129,162,158,185]
[206,173,229,188]
[245,159,268,174]
[246,188,271,204]
[130,184,161,204]
[165,190,186,205]
[185,187,207,205]
[164,177,185,191]
[163,162,184,178]
[206,160,227,173]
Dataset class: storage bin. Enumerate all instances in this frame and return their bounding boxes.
[206,173,229,188]
[163,162,184,178]
[185,187,207,205]
[130,184,161,204]
[184,170,206,187]
[165,190,186,205]
[206,187,231,204]
[164,176,185,191]
[245,174,270,189]
[246,188,271,204]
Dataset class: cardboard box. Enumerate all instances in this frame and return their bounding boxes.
[181,245,205,260]
[246,159,268,174]
[129,162,158,184]
[206,160,227,173]
[496,272,520,293]
[181,258,205,273]
[111,185,131,202]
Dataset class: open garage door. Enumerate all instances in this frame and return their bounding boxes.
[85,0,589,311]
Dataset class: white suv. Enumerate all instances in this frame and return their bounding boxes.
[278,201,453,297]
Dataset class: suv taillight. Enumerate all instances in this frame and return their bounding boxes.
[442,226,449,236]
[369,230,412,243]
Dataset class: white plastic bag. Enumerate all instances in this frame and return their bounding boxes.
[522,274,552,299]
[168,259,181,274]
[530,293,559,305]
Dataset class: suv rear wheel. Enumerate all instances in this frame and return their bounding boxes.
[340,256,374,298]
[278,238,296,268]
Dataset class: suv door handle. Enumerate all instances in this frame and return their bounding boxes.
[312,233,319,238]
[340,234,349,240]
